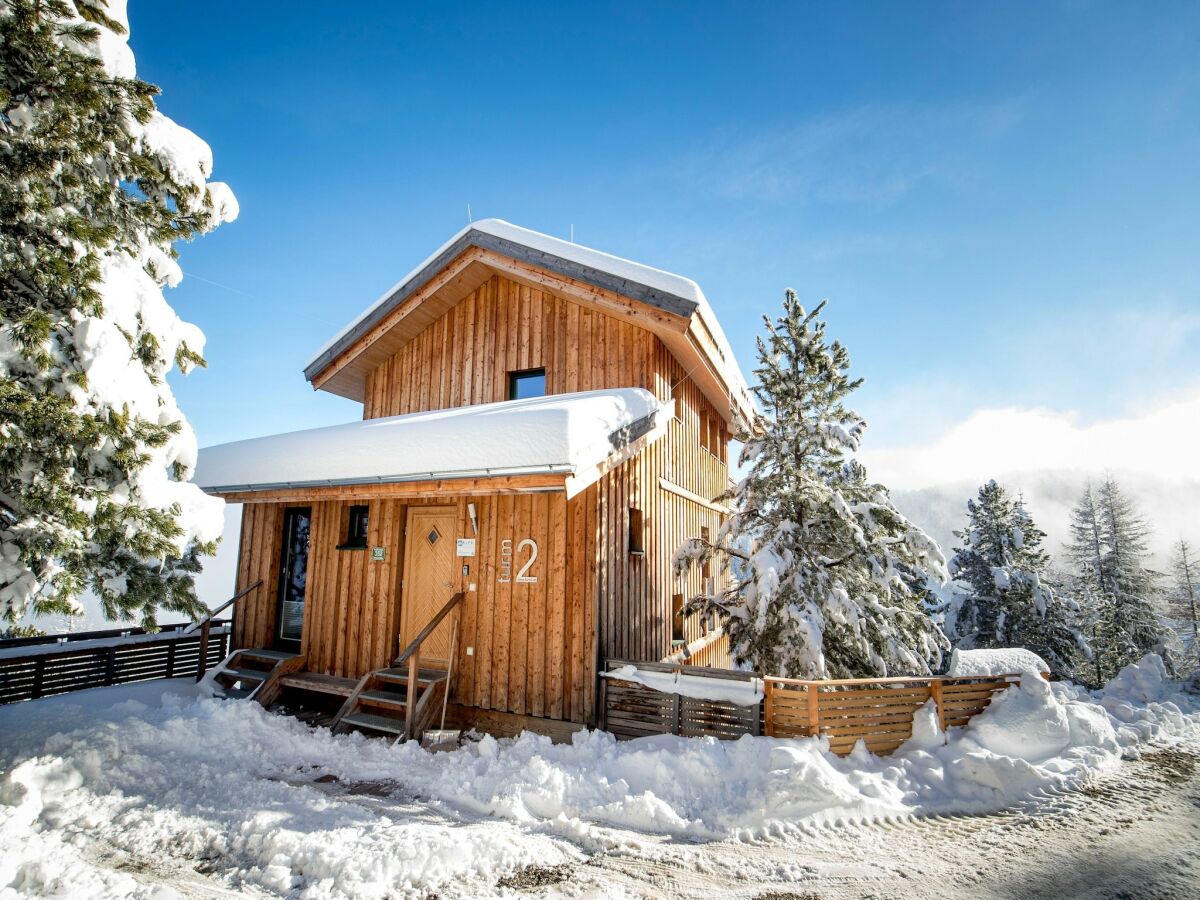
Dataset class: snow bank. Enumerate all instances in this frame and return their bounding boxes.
[1,658,1197,898]
[946,647,1049,677]
[602,665,763,706]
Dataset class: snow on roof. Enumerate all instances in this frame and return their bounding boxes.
[194,389,669,500]
[303,219,751,412]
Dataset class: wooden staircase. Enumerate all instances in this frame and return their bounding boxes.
[207,648,305,706]
[331,590,465,742]
[332,666,449,739]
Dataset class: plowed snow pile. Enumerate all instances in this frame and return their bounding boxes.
[1,655,1197,898]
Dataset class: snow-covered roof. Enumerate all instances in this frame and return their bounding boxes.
[194,389,669,500]
[304,219,753,422]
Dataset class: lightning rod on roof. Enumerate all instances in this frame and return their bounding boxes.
[570,223,574,243]
[467,203,472,224]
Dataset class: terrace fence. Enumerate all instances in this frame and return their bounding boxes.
[601,658,1024,756]
[0,621,231,705]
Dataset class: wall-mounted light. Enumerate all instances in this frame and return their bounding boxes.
[467,502,478,535]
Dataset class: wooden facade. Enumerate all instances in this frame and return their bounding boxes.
[224,243,741,733]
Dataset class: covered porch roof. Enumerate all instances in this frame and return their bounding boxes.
[193,388,669,502]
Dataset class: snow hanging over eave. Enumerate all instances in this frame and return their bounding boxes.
[193,389,670,501]
[303,219,753,416]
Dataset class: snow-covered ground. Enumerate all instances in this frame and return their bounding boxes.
[1,658,1197,899]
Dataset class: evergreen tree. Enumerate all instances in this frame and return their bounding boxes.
[0,1,236,626]
[674,292,948,679]
[1167,538,1199,670]
[1066,477,1172,683]
[948,481,1084,676]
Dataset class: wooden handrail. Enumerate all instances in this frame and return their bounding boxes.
[184,580,264,635]
[394,591,465,740]
[394,591,465,666]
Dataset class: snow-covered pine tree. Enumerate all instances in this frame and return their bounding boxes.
[674,291,949,679]
[949,480,1084,676]
[1066,478,1172,683]
[0,1,237,626]
[1168,538,1198,670]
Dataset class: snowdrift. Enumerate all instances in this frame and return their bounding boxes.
[0,656,1196,898]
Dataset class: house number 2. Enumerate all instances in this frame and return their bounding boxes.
[498,538,539,584]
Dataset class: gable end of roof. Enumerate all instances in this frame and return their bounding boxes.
[303,226,700,383]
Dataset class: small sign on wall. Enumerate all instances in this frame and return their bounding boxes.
[456,538,476,557]
[371,546,386,561]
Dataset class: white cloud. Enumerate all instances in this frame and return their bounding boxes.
[860,390,1200,565]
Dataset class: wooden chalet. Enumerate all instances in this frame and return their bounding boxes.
[194,219,753,740]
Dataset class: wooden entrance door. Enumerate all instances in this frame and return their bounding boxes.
[400,506,458,668]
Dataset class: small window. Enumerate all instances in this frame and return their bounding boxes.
[508,368,546,400]
[628,507,644,555]
[700,526,711,579]
[339,505,369,549]
[672,382,684,421]
[671,594,685,643]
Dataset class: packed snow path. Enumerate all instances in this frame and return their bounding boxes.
[578,741,1200,898]
[1,661,1197,899]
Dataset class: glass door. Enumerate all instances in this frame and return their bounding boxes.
[276,507,311,650]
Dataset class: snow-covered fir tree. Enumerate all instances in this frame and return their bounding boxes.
[0,1,237,626]
[1168,538,1198,670]
[948,480,1084,676]
[674,291,948,679]
[1066,478,1172,684]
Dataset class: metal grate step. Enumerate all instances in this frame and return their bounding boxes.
[217,667,268,682]
[236,649,297,663]
[375,667,447,686]
[341,711,406,735]
[358,690,408,709]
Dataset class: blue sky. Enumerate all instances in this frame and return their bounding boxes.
[136,1,1200,455]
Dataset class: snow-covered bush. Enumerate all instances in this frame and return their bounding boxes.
[675,292,948,678]
[0,0,235,626]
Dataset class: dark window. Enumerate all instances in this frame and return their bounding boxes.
[700,526,711,579]
[671,594,685,643]
[508,368,546,400]
[339,505,369,549]
[628,507,644,555]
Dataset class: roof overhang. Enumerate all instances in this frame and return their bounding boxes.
[195,388,670,503]
[303,220,754,425]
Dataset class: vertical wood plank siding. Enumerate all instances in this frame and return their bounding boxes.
[230,271,733,726]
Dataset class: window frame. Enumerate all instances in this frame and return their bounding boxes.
[337,504,369,550]
[507,367,547,401]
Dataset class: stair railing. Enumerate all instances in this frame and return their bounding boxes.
[394,591,466,739]
[185,579,263,680]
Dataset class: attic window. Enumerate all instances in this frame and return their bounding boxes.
[508,368,546,401]
[338,505,368,549]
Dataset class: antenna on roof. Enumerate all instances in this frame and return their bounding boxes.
[570,223,574,243]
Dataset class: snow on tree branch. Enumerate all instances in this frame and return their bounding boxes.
[0,0,236,626]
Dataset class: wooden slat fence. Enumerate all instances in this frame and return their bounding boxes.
[764,673,1023,756]
[601,659,762,740]
[602,659,1026,756]
[0,622,230,705]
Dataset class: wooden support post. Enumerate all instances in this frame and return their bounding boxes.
[405,651,419,739]
[104,646,116,686]
[806,682,820,738]
[763,679,775,737]
[671,691,682,735]
[166,641,176,679]
[930,679,946,732]
[31,656,45,700]
[196,620,211,682]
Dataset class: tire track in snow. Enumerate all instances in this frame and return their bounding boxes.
[570,741,1200,900]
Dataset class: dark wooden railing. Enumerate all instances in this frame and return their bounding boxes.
[394,591,465,738]
[0,621,231,705]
